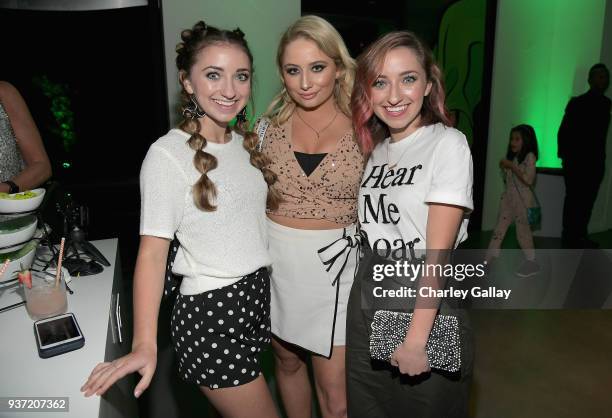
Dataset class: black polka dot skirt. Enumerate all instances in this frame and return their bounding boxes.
[170,268,271,389]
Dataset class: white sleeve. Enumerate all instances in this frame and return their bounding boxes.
[139,145,188,239]
[425,130,474,211]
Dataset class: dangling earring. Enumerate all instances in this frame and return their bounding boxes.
[183,94,206,119]
[236,107,248,123]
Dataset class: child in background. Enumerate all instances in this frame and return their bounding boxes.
[487,124,539,277]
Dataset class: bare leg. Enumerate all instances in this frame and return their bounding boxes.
[200,375,278,418]
[272,337,312,418]
[312,346,347,418]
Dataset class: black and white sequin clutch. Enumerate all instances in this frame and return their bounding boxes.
[369,310,461,373]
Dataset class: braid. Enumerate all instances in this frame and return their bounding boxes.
[176,21,270,210]
[235,119,280,210]
[178,116,219,211]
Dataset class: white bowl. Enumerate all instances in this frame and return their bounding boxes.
[0,243,37,285]
[0,216,38,253]
[0,188,46,214]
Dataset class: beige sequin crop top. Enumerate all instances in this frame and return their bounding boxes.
[258,117,365,225]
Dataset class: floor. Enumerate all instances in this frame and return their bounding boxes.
[105,215,612,417]
[469,310,612,418]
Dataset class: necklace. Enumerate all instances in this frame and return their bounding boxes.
[295,108,338,141]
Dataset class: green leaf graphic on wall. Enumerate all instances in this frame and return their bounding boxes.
[435,0,486,146]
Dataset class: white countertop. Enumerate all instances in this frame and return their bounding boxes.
[0,238,119,418]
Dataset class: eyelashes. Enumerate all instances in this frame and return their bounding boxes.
[284,64,328,76]
[371,75,418,88]
[372,78,386,89]
[204,71,250,82]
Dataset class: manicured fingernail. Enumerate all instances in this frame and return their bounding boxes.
[134,390,141,398]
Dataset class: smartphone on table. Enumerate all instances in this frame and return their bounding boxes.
[33,312,85,358]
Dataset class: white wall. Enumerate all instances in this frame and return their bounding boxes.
[161,0,301,126]
[482,0,610,234]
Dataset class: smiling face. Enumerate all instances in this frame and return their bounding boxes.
[510,130,524,154]
[181,43,251,127]
[369,47,432,141]
[281,37,339,110]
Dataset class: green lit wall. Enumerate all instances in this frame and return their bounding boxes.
[482,0,607,230]
[162,0,301,127]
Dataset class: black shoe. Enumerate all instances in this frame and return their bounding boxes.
[516,260,540,278]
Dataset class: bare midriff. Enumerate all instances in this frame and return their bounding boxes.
[267,213,351,230]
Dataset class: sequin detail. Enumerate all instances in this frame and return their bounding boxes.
[369,310,461,372]
[260,116,365,224]
[0,102,25,182]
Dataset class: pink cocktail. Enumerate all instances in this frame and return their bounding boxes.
[24,272,68,320]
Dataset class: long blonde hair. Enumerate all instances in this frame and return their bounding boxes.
[177,21,279,211]
[265,15,356,126]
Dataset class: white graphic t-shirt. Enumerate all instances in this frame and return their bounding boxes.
[358,123,473,258]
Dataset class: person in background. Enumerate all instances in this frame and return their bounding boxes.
[558,63,611,248]
[256,15,363,418]
[0,81,52,193]
[349,31,474,418]
[81,21,280,418]
[486,124,539,277]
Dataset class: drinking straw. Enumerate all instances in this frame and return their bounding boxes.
[0,259,10,279]
[55,237,65,288]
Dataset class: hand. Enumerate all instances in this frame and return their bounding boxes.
[499,159,514,170]
[81,343,157,398]
[390,340,430,376]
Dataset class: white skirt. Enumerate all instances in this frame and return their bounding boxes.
[267,219,358,357]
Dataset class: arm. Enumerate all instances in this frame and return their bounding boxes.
[557,98,577,160]
[507,153,536,187]
[0,82,51,192]
[81,235,168,398]
[391,130,472,376]
[392,204,464,376]
[83,142,184,398]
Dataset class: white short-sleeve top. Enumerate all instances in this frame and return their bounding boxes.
[358,123,473,255]
[140,128,271,294]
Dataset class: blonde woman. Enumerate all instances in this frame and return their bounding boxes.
[255,15,363,418]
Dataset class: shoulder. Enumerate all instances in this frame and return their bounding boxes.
[253,116,273,138]
[424,125,471,170]
[565,95,580,109]
[524,152,537,164]
[0,81,19,99]
[429,124,469,150]
[0,81,26,112]
[153,128,190,148]
[146,129,191,162]
[253,115,270,129]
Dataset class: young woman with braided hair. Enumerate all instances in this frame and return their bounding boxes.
[82,21,280,417]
